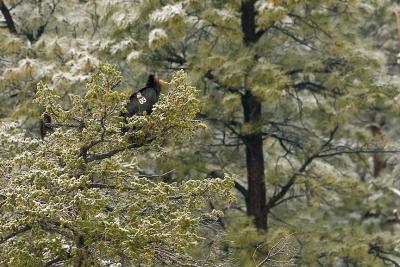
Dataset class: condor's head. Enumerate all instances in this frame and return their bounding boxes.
[146,74,166,94]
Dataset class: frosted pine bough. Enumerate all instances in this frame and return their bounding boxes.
[149,3,185,24]
[148,29,168,49]
[0,63,234,266]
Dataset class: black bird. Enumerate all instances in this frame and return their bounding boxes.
[126,74,166,116]
[121,75,166,134]
[40,113,52,139]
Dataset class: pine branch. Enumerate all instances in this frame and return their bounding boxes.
[272,25,314,49]
[293,82,326,92]
[204,70,244,95]
[87,183,183,200]
[369,244,400,267]
[266,126,338,211]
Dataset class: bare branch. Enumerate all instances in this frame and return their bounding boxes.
[234,180,248,201]
[204,70,244,95]
[86,141,153,162]
[138,169,175,179]
[266,126,338,211]
[0,0,17,34]
[253,233,298,267]
[23,0,60,42]
[272,25,314,49]
[8,0,23,11]
[293,82,326,93]
[0,225,31,244]
[369,244,400,267]
[266,154,315,212]
[273,194,304,208]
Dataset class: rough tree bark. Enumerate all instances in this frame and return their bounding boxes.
[241,91,267,229]
[240,0,267,230]
[369,113,385,177]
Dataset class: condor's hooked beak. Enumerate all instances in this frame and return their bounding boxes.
[155,76,167,86]
[154,73,168,86]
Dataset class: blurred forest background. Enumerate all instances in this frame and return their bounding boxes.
[2,0,400,266]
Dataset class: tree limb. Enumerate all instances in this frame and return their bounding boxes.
[204,70,243,95]
[86,140,153,162]
[293,82,326,92]
[272,25,314,49]
[266,155,315,212]
[234,180,248,201]
[138,169,175,179]
[266,126,338,211]
[0,225,31,244]
[369,244,400,267]
[0,0,17,34]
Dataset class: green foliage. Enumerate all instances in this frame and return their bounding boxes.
[2,0,400,266]
[0,64,233,266]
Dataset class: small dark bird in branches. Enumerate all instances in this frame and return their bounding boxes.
[40,113,52,139]
[125,74,166,116]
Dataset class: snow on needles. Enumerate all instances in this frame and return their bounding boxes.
[148,29,168,48]
[150,3,185,23]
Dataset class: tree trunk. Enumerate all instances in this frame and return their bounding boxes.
[240,0,267,229]
[76,235,88,267]
[242,91,267,229]
[241,0,256,45]
[369,113,385,177]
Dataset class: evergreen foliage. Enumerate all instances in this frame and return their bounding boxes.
[0,64,233,266]
[2,0,400,266]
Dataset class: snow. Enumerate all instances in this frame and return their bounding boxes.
[148,28,168,47]
[281,16,294,24]
[112,12,126,24]
[126,50,141,62]
[255,0,274,10]
[215,9,235,21]
[390,187,400,197]
[18,58,36,67]
[110,38,136,55]
[150,3,185,23]
[52,71,90,83]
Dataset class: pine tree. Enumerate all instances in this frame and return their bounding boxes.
[118,0,400,265]
[3,0,400,265]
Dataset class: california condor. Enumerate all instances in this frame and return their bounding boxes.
[126,74,166,116]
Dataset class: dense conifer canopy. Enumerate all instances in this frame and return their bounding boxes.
[2,0,400,266]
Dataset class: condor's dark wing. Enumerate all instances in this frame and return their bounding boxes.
[126,86,159,116]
